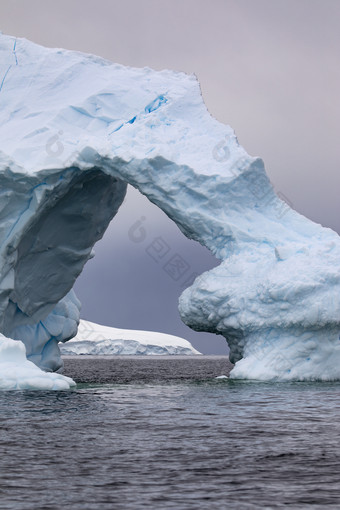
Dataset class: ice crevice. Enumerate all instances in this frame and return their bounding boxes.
[0,33,340,387]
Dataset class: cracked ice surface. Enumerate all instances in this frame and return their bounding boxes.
[0,33,340,385]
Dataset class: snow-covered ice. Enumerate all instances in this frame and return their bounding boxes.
[0,33,340,384]
[60,320,201,356]
[0,334,75,390]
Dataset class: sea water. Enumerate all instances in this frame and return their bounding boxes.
[1,356,340,509]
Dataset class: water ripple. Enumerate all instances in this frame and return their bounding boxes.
[0,357,340,509]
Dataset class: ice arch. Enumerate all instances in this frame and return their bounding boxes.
[1,34,340,380]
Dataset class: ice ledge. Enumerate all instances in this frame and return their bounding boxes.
[0,334,75,390]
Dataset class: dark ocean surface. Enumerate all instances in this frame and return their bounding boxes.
[1,356,340,509]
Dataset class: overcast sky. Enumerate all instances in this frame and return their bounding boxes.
[0,0,339,354]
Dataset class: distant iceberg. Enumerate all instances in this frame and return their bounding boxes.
[60,320,201,356]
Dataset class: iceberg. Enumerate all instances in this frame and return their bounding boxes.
[0,33,340,383]
[59,319,201,356]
